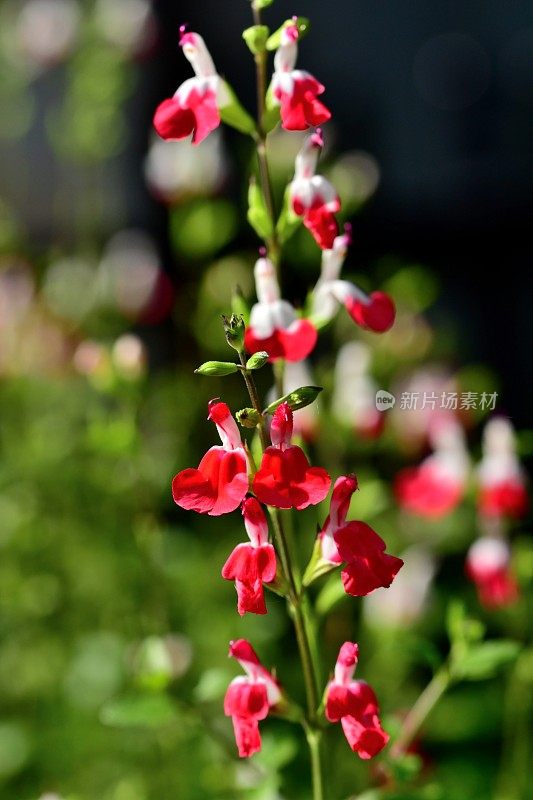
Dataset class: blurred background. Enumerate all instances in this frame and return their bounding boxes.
[0,1,531,799]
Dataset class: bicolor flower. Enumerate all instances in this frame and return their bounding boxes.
[289,130,340,250]
[271,19,331,131]
[172,399,248,515]
[477,418,528,520]
[244,255,317,362]
[325,642,389,759]
[253,403,331,510]
[319,475,403,595]
[224,639,282,758]
[466,537,519,609]
[394,417,469,518]
[222,498,277,616]
[279,359,319,441]
[312,229,396,333]
[153,28,230,145]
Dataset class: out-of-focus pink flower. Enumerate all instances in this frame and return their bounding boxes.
[111,334,147,380]
[466,537,519,609]
[153,29,230,145]
[318,476,403,595]
[395,417,469,518]
[364,546,436,627]
[172,400,248,515]
[280,359,319,441]
[224,639,282,758]
[244,256,317,362]
[288,130,340,249]
[253,403,330,510]
[325,642,389,759]
[477,418,528,520]
[271,20,330,131]
[332,342,385,439]
[222,498,276,616]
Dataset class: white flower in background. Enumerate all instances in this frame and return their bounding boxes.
[112,333,147,380]
[332,341,384,438]
[364,546,436,627]
[282,359,319,440]
[14,0,81,70]
[94,0,155,56]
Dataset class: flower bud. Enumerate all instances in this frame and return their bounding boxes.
[195,361,239,376]
[242,25,270,55]
[264,385,323,415]
[236,408,262,428]
[222,314,246,352]
[246,351,269,370]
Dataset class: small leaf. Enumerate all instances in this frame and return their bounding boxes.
[262,83,280,133]
[246,351,269,370]
[252,0,274,8]
[247,179,273,239]
[302,535,337,587]
[242,25,270,55]
[195,361,239,377]
[219,82,256,135]
[453,640,521,681]
[263,385,323,415]
[276,186,301,244]
[100,693,178,728]
[266,17,310,51]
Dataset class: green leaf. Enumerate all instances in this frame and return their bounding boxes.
[100,693,178,728]
[194,361,239,377]
[246,351,269,370]
[276,186,301,244]
[242,25,270,55]
[302,535,337,587]
[252,0,274,8]
[266,17,310,51]
[316,575,347,617]
[219,82,256,135]
[453,641,521,681]
[263,385,323,415]
[247,179,273,239]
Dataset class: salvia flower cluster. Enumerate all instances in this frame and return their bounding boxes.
[154,4,405,793]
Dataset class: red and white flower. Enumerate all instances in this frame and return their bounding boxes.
[172,399,248,515]
[394,417,469,518]
[312,228,396,333]
[244,254,317,362]
[153,28,230,145]
[289,130,340,250]
[271,19,331,131]
[318,475,403,595]
[325,642,389,759]
[466,537,519,609]
[332,342,385,438]
[222,498,277,616]
[253,402,331,510]
[477,417,528,520]
[224,639,282,758]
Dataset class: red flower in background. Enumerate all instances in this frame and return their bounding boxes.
[477,417,528,520]
[153,29,229,145]
[325,642,389,759]
[466,537,519,609]
[253,403,331,510]
[224,639,282,758]
[272,20,331,131]
[289,130,340,249]
[244,255,317,362]
[172,400,248,515]
[319,475,403,595]
[222,498,277,616]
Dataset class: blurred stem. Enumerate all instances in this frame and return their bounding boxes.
[252,3,280,268]
[239,354,325,796]
[391,667,450,758]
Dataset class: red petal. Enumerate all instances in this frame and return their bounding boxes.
[340,714,389,759]
[478,480,528,519]
[304,204,339,250]
[325,683,352,722]
[394,466,463,518]
[235,578,268,616]
[208,449,248,516]
[244,328,285,361]
[153,98,195,141]
[186,87,221,145]
[335,521,403,596]
[231,715,262,758]
[277,319,318,361]
[253,446,330,510]
[345,291,396,333]
[222,543,257,581]
[279,77,331,131]
[171,467,215,513]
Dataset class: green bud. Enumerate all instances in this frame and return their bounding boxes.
[195,361,239,377]
[246,351,269,370]
[222,314,246,352]
[264,385,323,415]
[236,408,262,428]
[242,25,270,55]
[252,0,274,9]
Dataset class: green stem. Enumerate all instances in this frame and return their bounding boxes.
[251,3,280,268]
[306,726,325,800]
[391,668,450,758]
